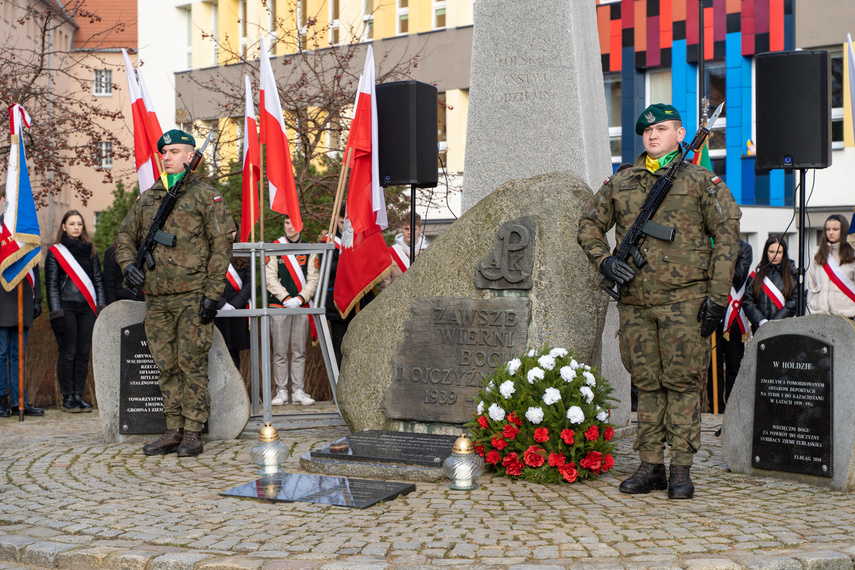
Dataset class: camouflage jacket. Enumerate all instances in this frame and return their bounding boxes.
[115,173,236,299]
[577,153,741,308]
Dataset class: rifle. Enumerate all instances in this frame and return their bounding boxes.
[125,130,215,295]
[599,102,724,301]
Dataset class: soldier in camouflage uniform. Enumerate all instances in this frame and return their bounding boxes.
[116,129,236,457]
[577,104,741,499]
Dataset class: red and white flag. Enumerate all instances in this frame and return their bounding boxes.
[242,75,261,242]
[259,36,302,231]
[334,47,392,318]
[122,49,162,193]
[137,67,164,155]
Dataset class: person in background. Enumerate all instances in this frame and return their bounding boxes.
[742,234,797,332]
[215,224,252,370]
[378,213,427,292]
[46,209,106,413]
[102,242,145,304]
[807,214,855,317]
[0,194,44,417]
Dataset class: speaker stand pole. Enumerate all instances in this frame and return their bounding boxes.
[797,167,808,317]
[410,183,417,263]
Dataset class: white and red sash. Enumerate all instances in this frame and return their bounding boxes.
[49,243,97,313]
[323,233,342,250]
[273,237,311,308]
[761,274,786,311]
[724,274,751,335]
[389,243,410,273]
[226,264,250,309]
[26,269,35,299]
[823,256,855,304]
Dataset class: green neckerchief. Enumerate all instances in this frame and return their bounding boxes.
[165,171,186,190]
[657,149,680,169]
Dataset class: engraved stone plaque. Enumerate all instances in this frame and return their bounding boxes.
[475,216,536,290]
[751,334,833,477]
[118,323,166,434]
[383,296,531,424]
[310,431,457,467]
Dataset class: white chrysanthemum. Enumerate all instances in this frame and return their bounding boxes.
[559,366,575,383]
[527,349,537,357]
[487,381,495,392]
[584,364,592,371]
[542,387,561,406]
[580,386,595,404]
[597,409,609,422]
[583,371,597,387]
[488,403,506,422]
[525,406,544,424]
[477,401,484,414]
[499,380,516,399]
[569,359,580,370]
[507,358,522,376]
[567,405,585,424]
[527,367,545,384]
[549,347,568,359]
[537,355,556,371]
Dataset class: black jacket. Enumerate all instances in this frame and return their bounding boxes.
[45,245,106,315]
[214,263,252,351]
[742,259,797,332]
[103,245,144,304]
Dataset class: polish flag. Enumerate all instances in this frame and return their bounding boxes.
[122,49,162,193]
[137,68,164,155]
[259,36,302,232]
[242,75,261,242]
[333,46,393,318]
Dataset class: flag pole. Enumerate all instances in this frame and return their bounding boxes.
[328,147,352,242]
[260,144,265,243]
[249,167,256,243]
[17,282,24,421]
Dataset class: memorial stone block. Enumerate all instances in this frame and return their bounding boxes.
[383,297,531,424]
[475,216,536,290]
[119,323,166,434]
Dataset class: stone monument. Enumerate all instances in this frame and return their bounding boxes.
[722,315,855,491]
[337,170,629,435]
[92,300,250,444]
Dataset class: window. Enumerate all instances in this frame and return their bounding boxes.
[433,0,446,29]
[330,0,340,45]
[211,2,219,65]
[97,142,113,169]
[184,8,193,68]
[397,0,408,35]
[703,61,726,161]
[437,92,447,156]
[239,0,247,58]
[362,0,374,41]
[646,68,672,106]
[831,49,843,150]
[93,70,112,96]
[604,73,621,162]
[267,0,277,52]
[94,211,103,230]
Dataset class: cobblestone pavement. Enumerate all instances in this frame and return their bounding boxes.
[3,411,855,569]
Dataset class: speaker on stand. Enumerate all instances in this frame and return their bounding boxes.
[375,80,439,262]
[755,50,832,316]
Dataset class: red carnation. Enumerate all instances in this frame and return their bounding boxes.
[580,450,604,473]
[523,445,546,468]
[503,424,520,440]
[503,453,524,476]
[533,427,549,443]
[560,429,575,445]
[508,411,523,426]
[602,454,615,472]
[477,415,489,429]
[548,452,566,467]
[559,463,578,483]
[604,427,614,442]
[584,425,599,441]
[475,445,485,456]
[491,436,508,450]
[486,450,501,465]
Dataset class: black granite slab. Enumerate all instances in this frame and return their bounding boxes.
[119,323,166,435]
[310,430,457,467]
[221,473,415,508]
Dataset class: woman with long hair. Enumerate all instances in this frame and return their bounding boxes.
[742,234,797,332]
[45,210,106,412]
[807,214,855,317]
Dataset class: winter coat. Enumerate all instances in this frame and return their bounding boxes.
[807,242,855,318]
[103,245,145,304]
[742,260,797,332]
[45,238,106,314]
[214,262,252,351]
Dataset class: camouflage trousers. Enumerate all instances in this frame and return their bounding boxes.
[145,291,212,432]
[618,298,709,466]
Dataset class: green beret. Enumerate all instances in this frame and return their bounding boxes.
[157,129,196,153]
[635,104,681,135]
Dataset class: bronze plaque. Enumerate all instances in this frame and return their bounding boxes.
[383,297,531,424]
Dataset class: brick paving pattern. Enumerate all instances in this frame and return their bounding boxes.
[2,411,855,569]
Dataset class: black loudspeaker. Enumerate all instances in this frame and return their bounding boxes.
[755,50,831,170]
[375,80,438,188]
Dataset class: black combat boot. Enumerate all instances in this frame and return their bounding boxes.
[668,464,695,499]
[142,429,184,455]
[619,462,668,494]
[73,394,92,412]
[0,395,10,418]
[61,394,81,413]
[176,430,204,457]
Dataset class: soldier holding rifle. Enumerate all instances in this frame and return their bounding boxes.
[116,129,235,457]
[577,104,740,499]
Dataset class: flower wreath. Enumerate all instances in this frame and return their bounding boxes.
[465,346,617,484]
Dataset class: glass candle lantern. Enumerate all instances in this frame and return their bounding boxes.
[442,433,485,490]
[250,422,289,476]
